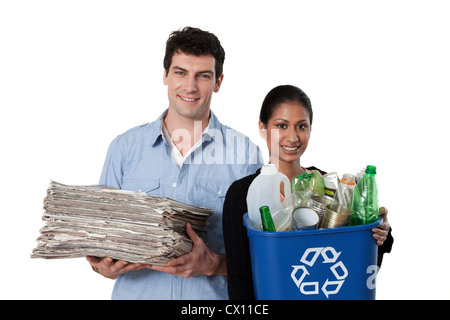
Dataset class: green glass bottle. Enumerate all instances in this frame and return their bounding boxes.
[348,165,379,226]
[260,206,276,232]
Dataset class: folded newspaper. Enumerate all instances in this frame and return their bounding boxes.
[31,181,213,265]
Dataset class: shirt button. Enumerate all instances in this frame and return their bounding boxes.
[138,188,142,193]
[172,182,177,188]
[217,190,222,195]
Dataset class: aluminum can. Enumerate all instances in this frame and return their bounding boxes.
[320,202,353,229]
[308,194,335,226]
[292,207,319,230]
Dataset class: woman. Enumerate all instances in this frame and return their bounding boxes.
[222,85,393,300]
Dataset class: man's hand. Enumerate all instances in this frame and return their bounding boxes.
[149,223,226,278]
[86,256,147,279]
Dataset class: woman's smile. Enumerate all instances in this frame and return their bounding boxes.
[281,144,300,152]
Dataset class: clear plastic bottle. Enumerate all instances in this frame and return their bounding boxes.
[247,164,293,231]
[348,165,379,226]
[337,173,356,208]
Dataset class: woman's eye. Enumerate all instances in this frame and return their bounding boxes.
[277,124,287,129]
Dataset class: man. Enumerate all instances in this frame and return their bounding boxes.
[87,27,263,299]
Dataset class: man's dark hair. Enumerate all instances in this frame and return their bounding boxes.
[163,27,225,82]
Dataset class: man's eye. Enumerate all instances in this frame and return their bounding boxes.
[175,71,184,76]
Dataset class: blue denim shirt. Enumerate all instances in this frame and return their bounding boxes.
[99,110,263,299]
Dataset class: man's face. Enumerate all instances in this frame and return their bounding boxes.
[164,52,223,121]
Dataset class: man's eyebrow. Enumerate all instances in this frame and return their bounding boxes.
[197,70,214,74]
[171,66,214,75]
[171,66,188,72]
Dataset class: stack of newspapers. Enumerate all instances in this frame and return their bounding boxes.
[31,181,213,265]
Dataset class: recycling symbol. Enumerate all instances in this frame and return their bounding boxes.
[291,247,348,298]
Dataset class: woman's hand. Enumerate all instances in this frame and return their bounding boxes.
[372,206,390,246]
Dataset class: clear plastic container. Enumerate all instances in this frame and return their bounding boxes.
[337,173,356,208]
[247,164,293,231]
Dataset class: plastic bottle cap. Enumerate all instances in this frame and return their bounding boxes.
[261,164,277,175]
[341,173,356,185]
[365,165,377,174]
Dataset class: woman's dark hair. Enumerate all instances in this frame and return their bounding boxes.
[259,85,313,126]
[163,27,225,83]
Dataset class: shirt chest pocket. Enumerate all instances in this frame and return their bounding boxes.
[121,178,160,196]
[195,178,230,213]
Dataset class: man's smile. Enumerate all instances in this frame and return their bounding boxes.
[178,95,199,102]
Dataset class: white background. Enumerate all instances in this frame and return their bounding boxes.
[1,0,449,300]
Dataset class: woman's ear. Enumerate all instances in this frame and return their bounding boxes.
[258,120,267,140]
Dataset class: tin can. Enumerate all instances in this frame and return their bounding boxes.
[308,194,335,226]
[292,207,319,230]
[320,202,353,229]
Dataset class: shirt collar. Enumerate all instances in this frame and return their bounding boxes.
[146,110,167,146]
[151,109,220,146]
[202,110,220,141]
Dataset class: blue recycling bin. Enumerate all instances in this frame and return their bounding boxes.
[243,213,381,300]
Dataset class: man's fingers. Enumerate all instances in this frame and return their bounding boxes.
[121,262,143,273]
[150,264,181,276]
[86,256,101,265]
[87,256,146,279]
[166,257,183,267]
[185,223,202,245]
[114,259,129,268]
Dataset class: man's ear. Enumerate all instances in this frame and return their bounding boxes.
[213,74,224,93]
[163,69,168,85]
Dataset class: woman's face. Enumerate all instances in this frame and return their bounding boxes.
[259,102,311,166]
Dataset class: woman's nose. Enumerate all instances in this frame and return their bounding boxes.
[287,127,299,142]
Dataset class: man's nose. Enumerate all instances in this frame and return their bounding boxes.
[184,76,198,92]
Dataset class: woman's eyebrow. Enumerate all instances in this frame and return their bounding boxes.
[273,118,308,123]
